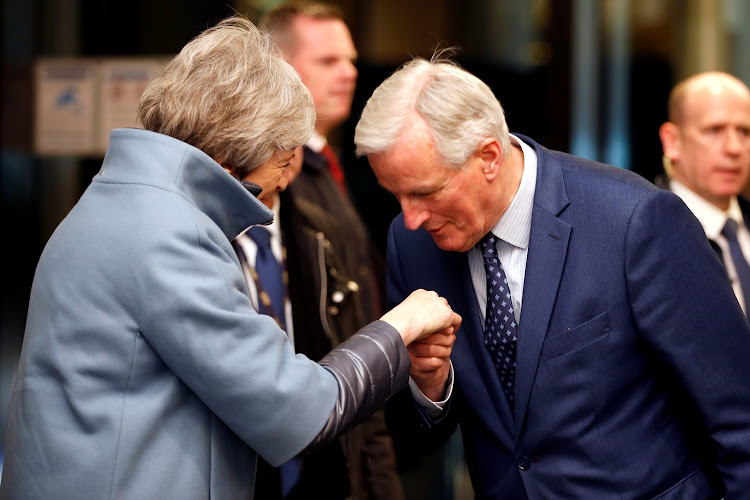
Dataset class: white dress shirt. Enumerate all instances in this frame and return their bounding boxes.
[468,135,537,324]
[235,194,296,348]
[306,130,327,154]
[669,179,750,315]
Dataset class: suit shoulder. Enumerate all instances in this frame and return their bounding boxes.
[553,150,653,190]
[545,151,659,211]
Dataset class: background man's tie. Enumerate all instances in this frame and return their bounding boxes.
[320,143,349,197]
[480,233,518,412]
[722,218,750,320]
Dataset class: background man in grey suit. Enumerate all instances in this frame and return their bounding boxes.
[659,71,750,317]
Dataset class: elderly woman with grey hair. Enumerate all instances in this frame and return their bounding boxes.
[1,16,460,500]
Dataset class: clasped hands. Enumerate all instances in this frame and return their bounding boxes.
[380,289,461,402]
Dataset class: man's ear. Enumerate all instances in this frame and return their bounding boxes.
[478,138,502,181]
[659,122,681,163]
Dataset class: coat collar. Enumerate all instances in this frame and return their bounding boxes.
[97,128,273,241]
[515,134,570,218]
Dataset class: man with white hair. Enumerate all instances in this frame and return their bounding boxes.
[355,55,750,499]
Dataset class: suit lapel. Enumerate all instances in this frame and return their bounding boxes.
[512,137,571,435]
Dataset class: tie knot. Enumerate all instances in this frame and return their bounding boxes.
[247,226,272,249]
[722,219,740,239]
[479,233,498,260]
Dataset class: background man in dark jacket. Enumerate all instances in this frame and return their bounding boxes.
[233,3,402,498]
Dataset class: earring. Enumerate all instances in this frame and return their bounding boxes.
[662,155,674,179]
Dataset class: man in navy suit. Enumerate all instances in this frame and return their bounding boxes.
[658,71,750,318]
[354,56,750,498]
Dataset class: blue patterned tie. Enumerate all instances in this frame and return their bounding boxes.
[480,233,518,412]
[721,219,750,320]
[247,226,285,327]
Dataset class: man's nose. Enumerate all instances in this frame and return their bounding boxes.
[401,198,429,230]
[725,128,747,155]
[342,60,357,81]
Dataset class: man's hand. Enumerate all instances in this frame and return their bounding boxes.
[408,327,457,401]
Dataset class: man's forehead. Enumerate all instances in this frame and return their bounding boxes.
[293,16,350,41]
[684,80,749,109]
[683,96,750,125]
[371,149,450,190]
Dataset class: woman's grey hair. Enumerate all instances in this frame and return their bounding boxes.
[354,53,510,169]
[137,16,315,178]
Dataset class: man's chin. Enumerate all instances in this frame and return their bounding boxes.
[431,234,472,253]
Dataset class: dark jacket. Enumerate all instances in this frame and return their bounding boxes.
[259,148,403,500]
[288,146,385,323]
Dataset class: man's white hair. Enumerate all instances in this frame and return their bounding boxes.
[355,54,510,169]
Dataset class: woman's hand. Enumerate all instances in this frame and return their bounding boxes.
[380,289,462,346]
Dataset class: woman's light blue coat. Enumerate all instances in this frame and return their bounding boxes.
[1,129,358,499]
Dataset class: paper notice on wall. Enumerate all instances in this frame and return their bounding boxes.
[34,59,98,155]
[98,59,166,153]
[33,57,169,156]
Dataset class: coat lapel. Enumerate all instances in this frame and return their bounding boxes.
[512,137,571,435]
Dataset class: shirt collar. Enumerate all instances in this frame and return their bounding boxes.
[265,194,282,240]
[237,193,282,240]
[488,134,537,249]
[306,131,327,154]
[669,179,743,240]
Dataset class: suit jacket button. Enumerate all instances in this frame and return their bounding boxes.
[517,457,531,471]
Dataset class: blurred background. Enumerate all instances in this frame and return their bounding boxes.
[2,0,749,496]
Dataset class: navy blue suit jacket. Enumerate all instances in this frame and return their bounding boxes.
[385,136,750,499]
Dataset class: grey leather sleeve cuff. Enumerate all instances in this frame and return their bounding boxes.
[306,320,410,451]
